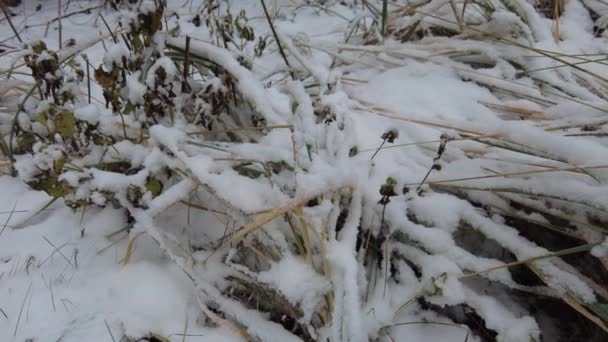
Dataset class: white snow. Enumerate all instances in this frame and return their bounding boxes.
[258,254,330,322]
[1,1,607,341]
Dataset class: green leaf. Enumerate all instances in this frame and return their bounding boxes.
[60,90,76,104]
[291,101,299,114]
[15,132,36,154]
[54,111,76,139]
[168,25,181,38]
[31,40,47,54]
[94,66,118,89]
[29,175,69,198]
[132,34,144,52]
[145,178,163,197]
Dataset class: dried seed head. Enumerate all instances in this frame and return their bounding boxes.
[381,129,399,143]
[379,177,398,204]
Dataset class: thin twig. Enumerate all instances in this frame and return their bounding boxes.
[183,35,191,92]
[85,56,91,103]
[104,319,116,342]
[260,0,295,80]
[99,14,118,43]
[381,0,388,37]
[461,241,604,279]
[41,274,56,312]
[181,309,189,342]
[0,4,22,43]
[13,282,32,336]
[0,201,17,239]
[25,5,104,29]
[406,164,608,186]
[58,0,63,47]
[43,236,76,268]
[416,134,448,194]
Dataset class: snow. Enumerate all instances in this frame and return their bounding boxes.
[103,43,130,71]
[74,104,101,125]
[166,36,288,125]
[123,74,147,105]
[0,186,202,342]
[591,237,608,258]
[1,1,607,341]
[145,57,179,89]
[258,254,330,322]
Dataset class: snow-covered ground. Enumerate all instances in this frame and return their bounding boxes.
[1,1,608,341]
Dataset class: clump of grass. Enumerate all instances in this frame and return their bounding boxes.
[1,1,607,341]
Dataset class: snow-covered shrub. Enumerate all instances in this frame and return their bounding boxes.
[1,0,607,341]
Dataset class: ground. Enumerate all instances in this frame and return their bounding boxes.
[1,1,607,341]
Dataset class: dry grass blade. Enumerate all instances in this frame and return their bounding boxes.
[104,319,116,342]
[453,66,608,114]
[479,101,547,120]
[180,200,226,215]
[97,234,128,255]
[366,106,483,135]
[195,294,251,339]
[523,57,608,74]
[460,241,603,278]
[295,208,314,266]
[434,183,607,212]
[360,101,597,174]
[43,236,76,268]
[495,193,608,234]
[206,186,350,262]
[562,292,608,333]
[407,164,608,186]
[0,161,14,169]
[13,282,32,336]
[414,9,608,84]
[285,213,306,257]
[0,201,17,239]
[122,232,146,266]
